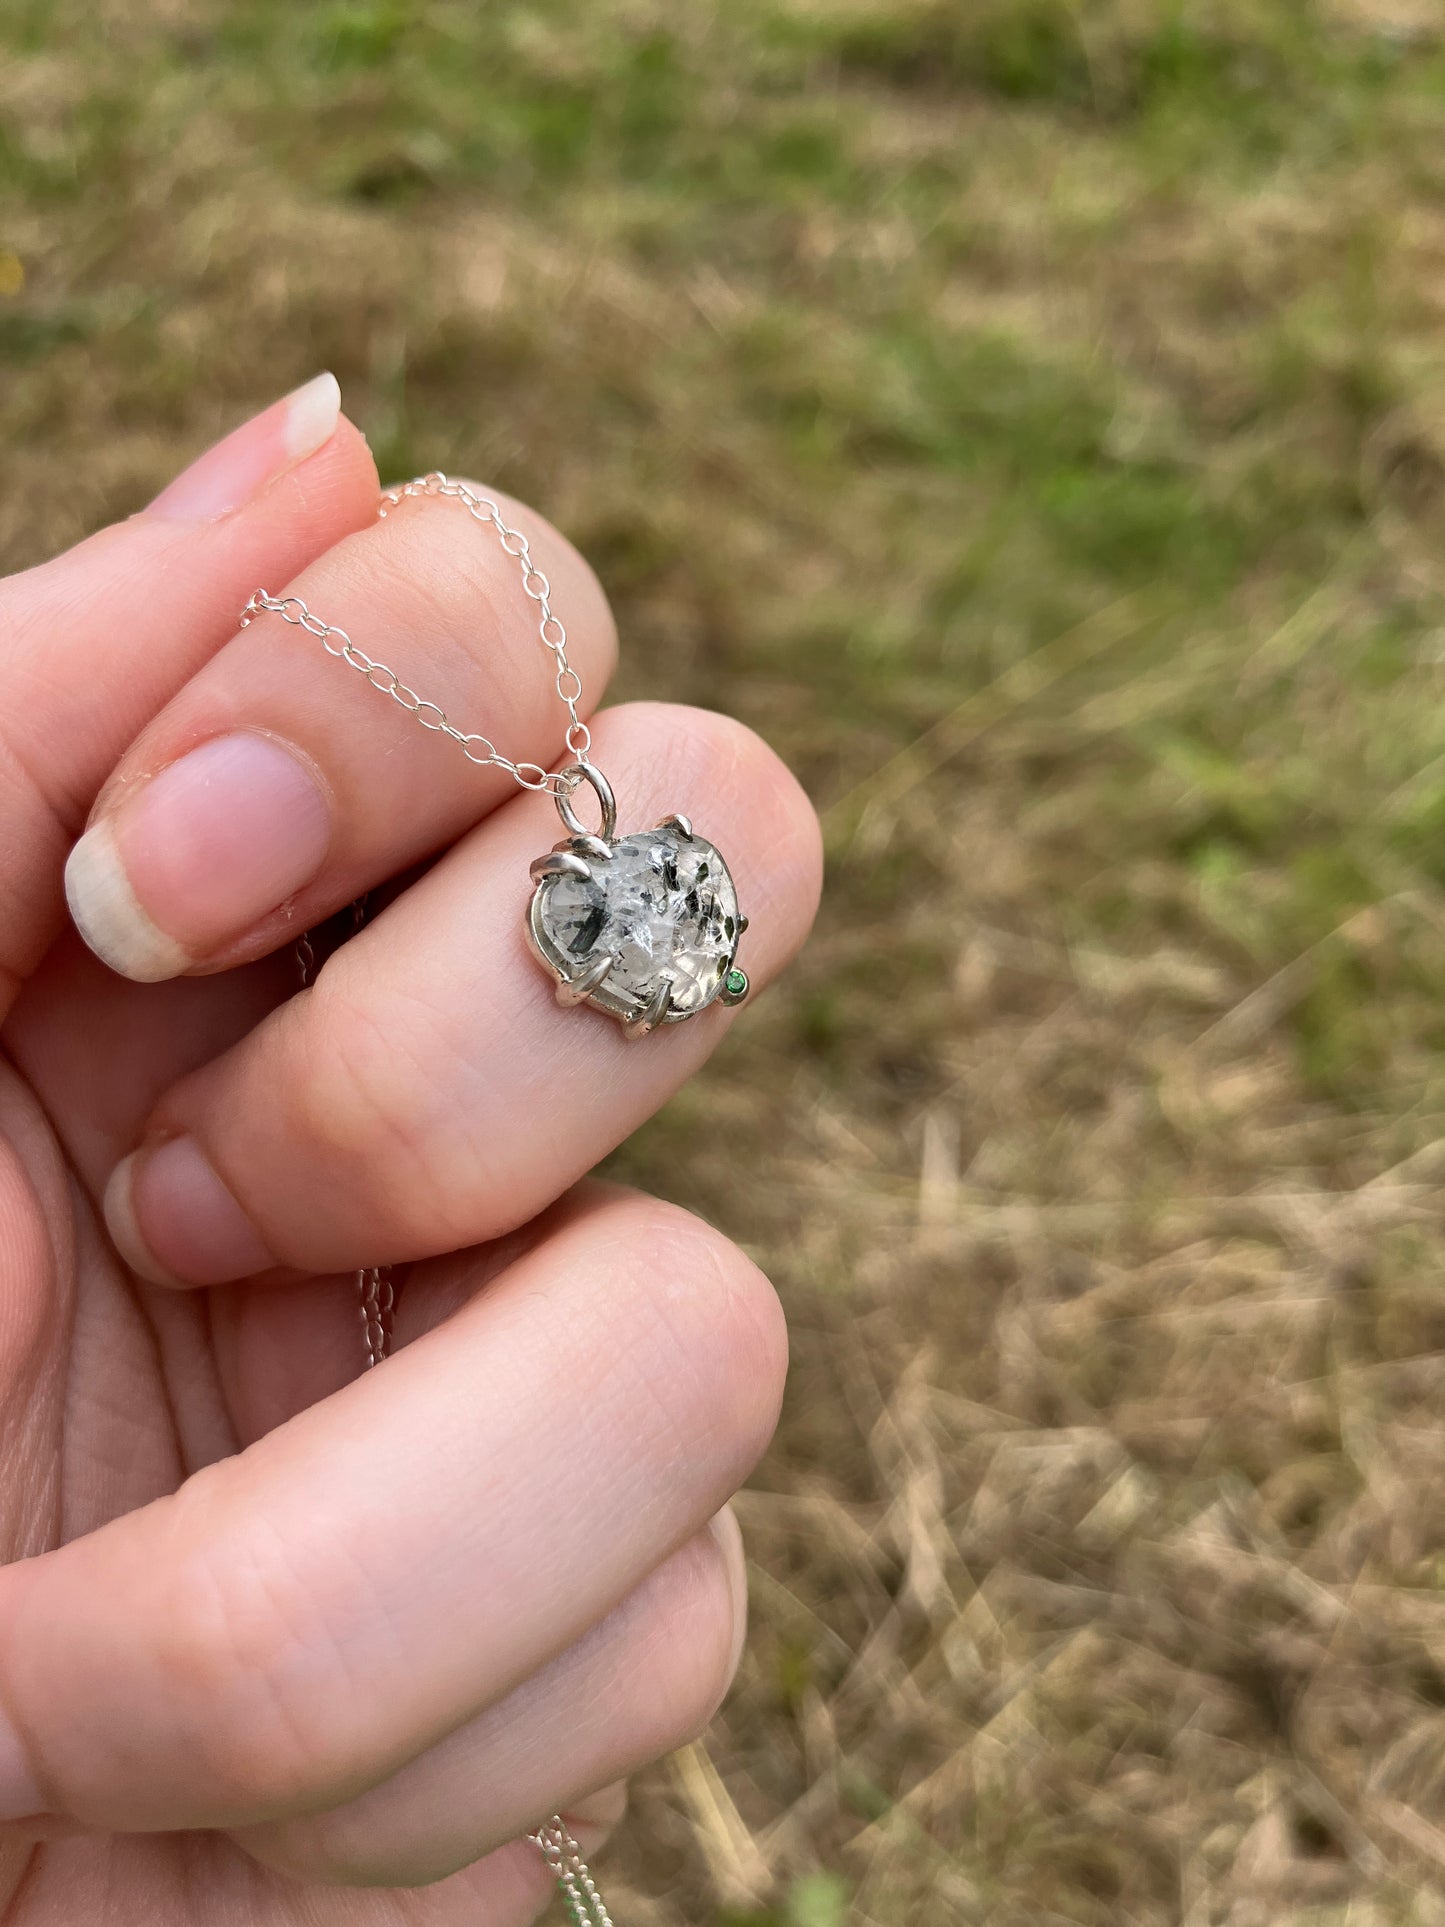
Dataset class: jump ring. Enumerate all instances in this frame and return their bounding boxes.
[553,761,616,841]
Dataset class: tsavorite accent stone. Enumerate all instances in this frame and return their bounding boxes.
[540,827,740,1015]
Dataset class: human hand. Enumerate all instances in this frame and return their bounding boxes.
[0,378,821,1922]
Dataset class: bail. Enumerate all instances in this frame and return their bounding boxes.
[554,761,617,842]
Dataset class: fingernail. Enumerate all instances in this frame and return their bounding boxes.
[147,372,341,521]
[0,1712,45,1827]
[708,1506,749,1682]
[105,1139,275,1288]
[65,732,332,981]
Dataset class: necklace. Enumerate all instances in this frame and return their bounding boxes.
[242,471,752,1037]
[245,469,763,1918]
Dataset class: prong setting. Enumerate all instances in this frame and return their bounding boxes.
[530,849,594,883]
[555,950,616,1007]
[527,812,746,1031]
[624,976,674,1040]
[563,833,613,864]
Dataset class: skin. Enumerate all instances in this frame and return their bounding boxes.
[0,394,822,1923]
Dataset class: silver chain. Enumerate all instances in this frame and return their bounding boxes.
[532,1816,616,1927]
[282,484,617,1915]
[357,1265,395,1369]
[240,471,593,794]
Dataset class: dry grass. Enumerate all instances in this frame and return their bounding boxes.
[9,0,1445,1920]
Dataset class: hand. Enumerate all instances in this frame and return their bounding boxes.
[0,378,821,1923]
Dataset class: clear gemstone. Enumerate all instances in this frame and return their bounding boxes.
[539,828,739,1015]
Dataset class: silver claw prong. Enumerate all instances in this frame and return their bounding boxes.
[530,850,593,883]
[564,833,613,863]
[656,812,693,841]
[556,951,615,1008]
[736,914,749,934]
[624,977,673,1039]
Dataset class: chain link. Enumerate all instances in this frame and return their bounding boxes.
[358,1266,395,1368]
[240,472,591,794]
[295,933,395,1372]
[530,1816,616,1926]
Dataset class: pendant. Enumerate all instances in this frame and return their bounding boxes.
[526,763,750,1038]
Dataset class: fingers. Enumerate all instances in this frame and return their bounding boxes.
[0,375,378,1014]
[4,929,297,1195]
[103,701,822,1286]
[63,478,617,983]
[235,1512,744,1887]
[0,1190,785,1833]
[206,1175,586,1451]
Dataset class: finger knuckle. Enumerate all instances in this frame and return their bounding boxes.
[231,1815,403,1889]
[374,502,513,637]
[362,479,616,685]
[275,978,477,1255]
[158,1500,357,1818]
[449,477,618,663]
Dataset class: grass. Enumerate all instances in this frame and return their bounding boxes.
[8,0,1445,1918]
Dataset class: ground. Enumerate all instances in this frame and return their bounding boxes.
[5,2,1445,1921]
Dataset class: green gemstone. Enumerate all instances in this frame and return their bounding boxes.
[725,967,748,996]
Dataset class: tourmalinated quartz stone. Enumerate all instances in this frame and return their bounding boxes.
[536,827,740,1017]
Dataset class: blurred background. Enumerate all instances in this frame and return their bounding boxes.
[6,0,1445,1920]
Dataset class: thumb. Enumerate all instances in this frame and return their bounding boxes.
[0,375,379,1016]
